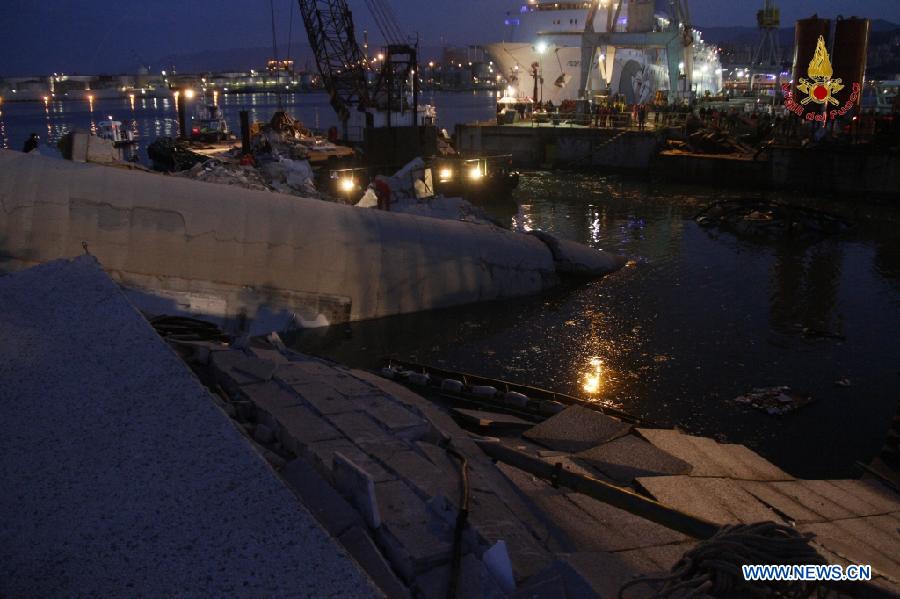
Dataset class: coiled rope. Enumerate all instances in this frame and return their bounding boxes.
[618,522,827,598]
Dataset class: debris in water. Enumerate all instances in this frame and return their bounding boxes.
[834,378,852,387]
[695,199,849,243]
[734,386,814,415]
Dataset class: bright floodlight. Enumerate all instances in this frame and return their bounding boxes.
[439,168,453,181]
[184,89,195,99]
[340,178,355,192]
[536,41,548,54]
[469,167,483,180]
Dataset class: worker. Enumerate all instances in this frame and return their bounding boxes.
[23,133,39,153]
[374,178,392,211]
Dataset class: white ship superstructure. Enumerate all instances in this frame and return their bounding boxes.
[486,0,722,106]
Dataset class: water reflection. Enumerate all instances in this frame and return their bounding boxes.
[286,172,900,478]
[582,357,603,394]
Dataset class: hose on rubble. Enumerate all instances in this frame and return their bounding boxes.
[617,522,827,598]
[445,444,470,599]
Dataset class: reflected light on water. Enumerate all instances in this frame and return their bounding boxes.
[582,357,603,395]
[129,94,135,111]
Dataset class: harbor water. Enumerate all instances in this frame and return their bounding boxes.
[288,174,900,480]
[2,92,898,479]
[0,90,498,160]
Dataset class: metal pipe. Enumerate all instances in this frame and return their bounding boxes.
[474,439,720,540]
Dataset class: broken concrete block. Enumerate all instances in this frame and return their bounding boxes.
[239,381,303,429]
[275,404,343,454]
[524,405,631,453]
[281,458,364,536]
[339,526,411,599]
[294,380,358,415]
[362,397,431,440]
[211,350,277,385]
[333,452,381,529]
[574,435,692,482]
[306,439,395,483]
[374,479,453,582]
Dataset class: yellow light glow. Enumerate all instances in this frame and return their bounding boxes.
[339,178,355,192]
[438,168,453,181]
[582,357,603,395]
[129,93,135,110]
[213,90,219,105]
[184,89,195,99]
[469,167,483,180]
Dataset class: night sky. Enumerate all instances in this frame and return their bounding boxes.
[1,0,898,76]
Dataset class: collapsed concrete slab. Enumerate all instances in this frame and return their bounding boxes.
[0,150,559,333]
[0,257,378,598]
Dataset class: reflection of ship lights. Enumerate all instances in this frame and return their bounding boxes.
[129,94,135,110]
[583,357,603,394]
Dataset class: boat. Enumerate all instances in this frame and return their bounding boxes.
[485,0,722,106]
[96,118,136,147]
[190,103,233,142]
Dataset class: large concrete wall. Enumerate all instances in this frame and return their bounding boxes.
[0,151,557,332]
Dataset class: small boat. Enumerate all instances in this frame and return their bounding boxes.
[96,118,137,147]
[190,104,233,142]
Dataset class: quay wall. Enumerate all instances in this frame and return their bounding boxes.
[0,151,557,332]
[457,124,899,199]
[455,125,660,170]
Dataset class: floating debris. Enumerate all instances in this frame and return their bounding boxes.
[176,158,270,192]
[695,199,849,243]
[734,386,815,416]
[834,378,852,388]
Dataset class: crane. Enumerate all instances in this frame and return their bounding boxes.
[751,1,781,70]
[296,0,418,139]
[296,0,371,136]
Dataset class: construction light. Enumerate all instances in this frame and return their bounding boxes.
[340,178,355,193]
[438,168,453,181]
[184,89,195,99]
[469,167,483,180]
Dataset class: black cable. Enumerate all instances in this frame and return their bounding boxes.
[445,443,470,599]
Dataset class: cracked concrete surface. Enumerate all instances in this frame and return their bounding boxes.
[0,150,557,332]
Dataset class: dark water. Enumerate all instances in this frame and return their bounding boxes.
[288,174,900,479]
[0,90,497,160]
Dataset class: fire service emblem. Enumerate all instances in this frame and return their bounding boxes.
[796,35,844,106]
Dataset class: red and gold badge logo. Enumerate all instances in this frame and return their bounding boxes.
[796,35,844,106]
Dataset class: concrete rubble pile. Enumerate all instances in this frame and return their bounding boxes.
[184,338,560,597]
[356,158,496,225]
[176,158,271,192]
[0,257,380,598]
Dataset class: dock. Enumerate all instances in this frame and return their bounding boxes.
[455,121,900,200]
